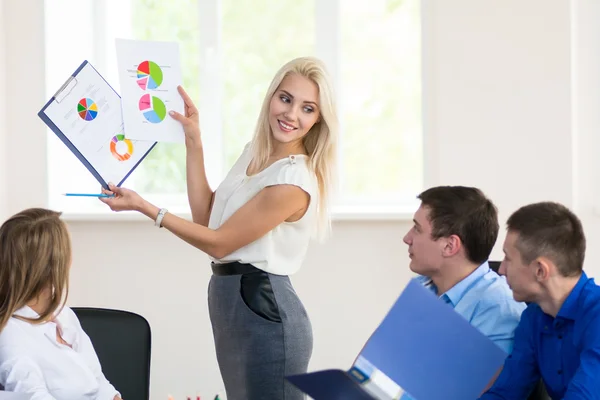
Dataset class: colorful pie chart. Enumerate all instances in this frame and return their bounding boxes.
[137,60,163,90]
[77,98,98,121]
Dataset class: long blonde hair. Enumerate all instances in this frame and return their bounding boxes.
[0,208,71,331]
[249,57,339,239]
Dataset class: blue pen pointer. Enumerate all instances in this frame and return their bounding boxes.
[63,193,115,198]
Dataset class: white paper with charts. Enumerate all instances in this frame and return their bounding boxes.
[115,38,185,143]
[39,61,156,189]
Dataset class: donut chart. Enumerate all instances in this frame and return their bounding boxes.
[110,134,134,161]
[137,60,163,90]
[77,98,98,121]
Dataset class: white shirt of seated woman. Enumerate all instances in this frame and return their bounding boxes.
[0,305,120,400]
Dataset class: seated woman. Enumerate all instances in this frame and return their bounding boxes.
[0,208,121,400]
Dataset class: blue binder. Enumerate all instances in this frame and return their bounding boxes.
[38,60,156,190]
[287,279,508,400]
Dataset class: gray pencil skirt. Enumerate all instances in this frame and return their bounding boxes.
[208,262,313,400]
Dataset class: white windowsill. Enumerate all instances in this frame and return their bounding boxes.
[331,205,415,221]
[61,205,415,223]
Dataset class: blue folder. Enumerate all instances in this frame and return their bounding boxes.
[287,279,508,400]
[38,60,156,190]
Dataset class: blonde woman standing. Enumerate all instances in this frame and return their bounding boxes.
[100,57,338,399]
[0,208,121,399]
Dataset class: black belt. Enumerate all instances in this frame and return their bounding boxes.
[211,261,262,276]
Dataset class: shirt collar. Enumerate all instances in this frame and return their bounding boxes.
[443,262,490,306]
[419,261,490,306]
[12,306,55,340]
[556,271,590,320]
[13,305,39,319]
[12,305,76,345]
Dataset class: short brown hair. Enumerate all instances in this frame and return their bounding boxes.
[506,202,585,277]
[0,208,71,331]
[418,186,499,265]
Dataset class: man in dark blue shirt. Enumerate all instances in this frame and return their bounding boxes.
[480,202,600,400]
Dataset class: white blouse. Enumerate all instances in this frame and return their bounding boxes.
[0,306,119,400]
[208,143,318,275]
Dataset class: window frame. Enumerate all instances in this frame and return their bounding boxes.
[44,0,422,221]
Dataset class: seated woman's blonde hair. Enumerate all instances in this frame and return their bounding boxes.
[0,208,71,331]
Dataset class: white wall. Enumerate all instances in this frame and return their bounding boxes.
[0,0,7,222]
[573,0,600,271]
[423,0,575,261]
[3,0,47,217]
[2,0,600,399]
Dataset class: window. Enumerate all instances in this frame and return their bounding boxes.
[340,0,422,205]
[44,0,421,217]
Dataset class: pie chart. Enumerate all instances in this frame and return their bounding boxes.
[77,98,98,121]
[139,93,167,123]
[137,60,163,90]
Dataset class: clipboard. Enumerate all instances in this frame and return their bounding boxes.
[287,279,508,400]
[38,60,157,190]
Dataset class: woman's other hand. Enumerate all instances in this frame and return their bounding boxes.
[99,183,145,212]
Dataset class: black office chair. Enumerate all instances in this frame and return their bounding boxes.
[488,261,502,274]
[488,261,551,400]
[72,307,152,400]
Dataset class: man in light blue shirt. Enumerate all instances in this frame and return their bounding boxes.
[401,186,526,398]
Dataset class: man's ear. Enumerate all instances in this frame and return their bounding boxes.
[533,257,552,281]
[442,234,462,257]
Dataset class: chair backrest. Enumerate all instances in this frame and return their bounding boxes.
[486,262,551,400]
[528,380,551,400]
[488,260,501,273]
[72,307,151,400]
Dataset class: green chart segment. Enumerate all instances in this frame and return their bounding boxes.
[138,94,166,123]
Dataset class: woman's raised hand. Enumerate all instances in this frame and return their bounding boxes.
[169,85,201,148]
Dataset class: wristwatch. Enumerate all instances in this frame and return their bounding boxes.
[155,208,168,228]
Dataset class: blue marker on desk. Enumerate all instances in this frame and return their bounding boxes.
[63,193,115,198]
